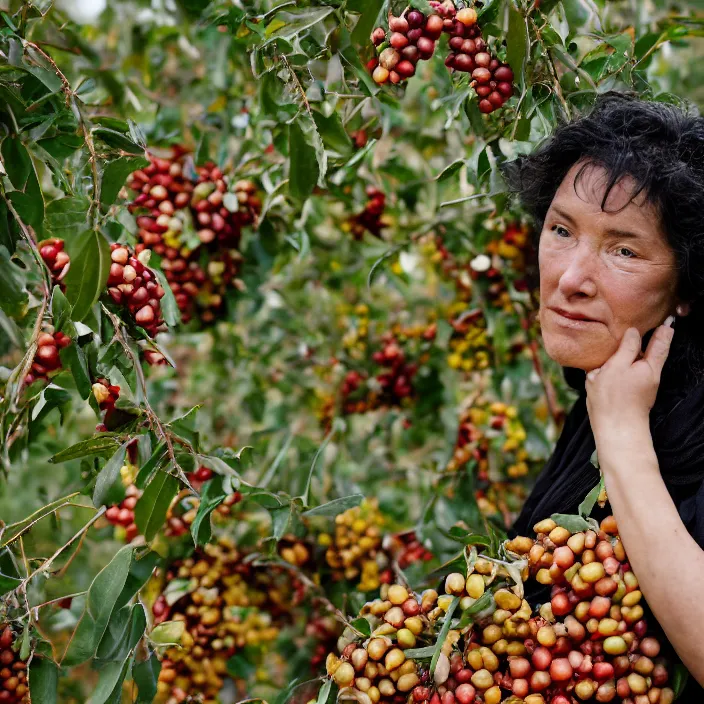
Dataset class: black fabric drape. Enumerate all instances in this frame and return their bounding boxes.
[511,335,704,700]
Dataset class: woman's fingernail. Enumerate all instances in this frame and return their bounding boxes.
[664,315,675,328]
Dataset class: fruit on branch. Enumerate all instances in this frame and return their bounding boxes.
[444,25,514,114]
[152,537,295,703]
[105,484,140,542]
[372,335,417,407]
[279,534,314,568]
[127,150,261,326]
[24,331,71,385]
[368,1,515,113]
[39,238,70,288]
[447,309,491,373]
[106,244,167,339]
[164,481,243,538]
[92,378,121,432]
[387,531,434,569]
[0,624,29,703]
[347,186,387,240]
[325,514,674,704]
[315,499,391,592]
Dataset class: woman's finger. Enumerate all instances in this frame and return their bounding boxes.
[604,327,642,370]
[642,319,675,379]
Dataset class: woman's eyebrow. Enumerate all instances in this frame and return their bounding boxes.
[549,205,646,240]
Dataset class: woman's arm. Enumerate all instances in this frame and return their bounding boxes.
[586,323,704,684]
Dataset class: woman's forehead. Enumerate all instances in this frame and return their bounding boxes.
[553,161,659,224]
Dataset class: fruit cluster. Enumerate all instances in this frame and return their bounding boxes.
[446,309,491,373]
[326,583,434,696]
[92,379,121,432]
[106,243,167,339]
[387,531,434,570]
[324,514,674,704]
[500,515,675,703]
[0,624,28,703]
[105,483,140,542]
[24,331,71,385]
[152,537,285,704]
[369,1,514,113]
[127,150,261,325]
[315,500,392,592]
[347,186,387,240]
[372,336,418,408]
[448,401,530,479]
[164,480,243,539]
[39,238,70,288]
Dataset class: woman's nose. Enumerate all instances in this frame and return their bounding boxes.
[557,244,599,298]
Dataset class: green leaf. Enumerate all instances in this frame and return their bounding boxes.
[506,3,528,90]
[402,646,436,659]
[0,546,20,595]
[349,0,383,47]
[101,156,149,207]
[312,111,353,155]
[93,442,128,508]
[578,475,604,519]
[190,476,227,546]
[114,551,161,611]
[302,494,364,517]
[168,406,200,448]
[1,138,32,190]
[8,190,44,235]
[96,603,146,662]
[446,527,492,547]
[134,471,179,542]
[62,546,133,667]
[301,423,338,505]
[316,678,333,704]
[455,591,495,629]
[288,121,319,202]
[45,197,91,241]
[91,659,130,704]
[29,657,59,704]
[350,617,371,638]
[51,286,72,331]
[150,620,185,646]
[1,495,83,547]
[673,662,689,699]
[261,7,335,46]
[133,653,161,704]
[59,343,91,399]
[93,128,144,154]
[135,444,167,490]
[430,596,459,675]
[49,435,120,463]
[64,229,111,322]
[148,259,180,327]
[550,513,592,533]
[0,247,28,318]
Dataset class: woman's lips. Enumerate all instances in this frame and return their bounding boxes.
[548,307,602,328]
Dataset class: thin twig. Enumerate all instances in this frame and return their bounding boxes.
[16,507,106,591]
[101,305,195,490]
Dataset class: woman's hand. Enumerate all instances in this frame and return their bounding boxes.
[585,320,675,440]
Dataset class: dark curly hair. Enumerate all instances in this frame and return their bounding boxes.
[499,90,704,382]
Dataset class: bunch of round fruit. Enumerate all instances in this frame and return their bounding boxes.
[24,330,71,385]
[127,149,261,325]
[446,309,492,374]
[315,500,392,592]
[324,513,675,704]
[106,243,167,338]
[386,531,434,570]
[0,624,28,703]
[368,1,514,113]
[39,237,70,288]
[151,537,288,703]
[92,378,123,432]
[347,186,387,240]
[326,583,436,697]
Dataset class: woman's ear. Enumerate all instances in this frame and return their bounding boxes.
[676,301,691,317]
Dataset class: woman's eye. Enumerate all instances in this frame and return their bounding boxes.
[551,225,570,238]
[617,247,636,258]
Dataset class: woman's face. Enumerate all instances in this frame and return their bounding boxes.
[539,160,680,372]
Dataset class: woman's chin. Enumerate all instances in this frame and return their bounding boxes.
[543,339,608,372]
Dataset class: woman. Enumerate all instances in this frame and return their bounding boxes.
[500,91,704,697]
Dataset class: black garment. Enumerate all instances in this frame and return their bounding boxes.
[512,360,704,701]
